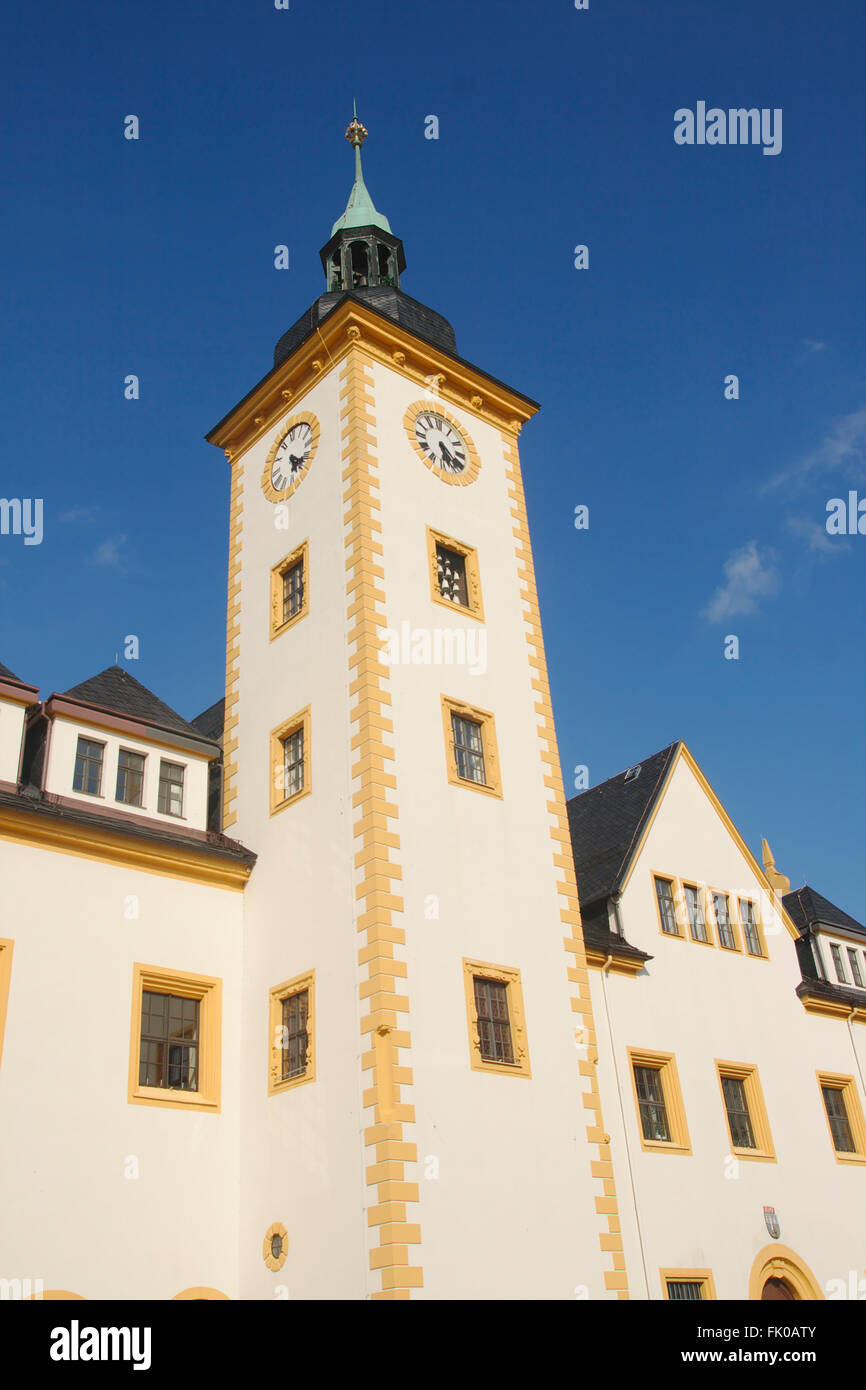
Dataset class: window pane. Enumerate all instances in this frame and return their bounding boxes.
[667,1281,703,1301]
[713,894,735,949]
[73,737,104,795]
[436,545,468,606]
[655,879,679,935]
[739,899,762,955]
[116,749,145,807]
[473,978,514,1064]
[830,944,847,983]
[822,1086,855,1153]
[721,1074,756,1149]
[684,885,707,942]
[634,1065,671,1142]
[849,950,864,988]
[282,559,305,623]
[157,761,184,817]
[281,989,309,1079]
[140,990,199,1092]
[281,728,304,798]
[452,715,486,784]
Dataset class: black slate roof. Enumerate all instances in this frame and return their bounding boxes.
[62,666,216,746]
[191,697,225,742]
[273,285,458,368]
[566,743,680,912]
[783,885,866,938]
[0,660,21,681]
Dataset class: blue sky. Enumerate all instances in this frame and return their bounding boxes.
[2,0,864,914]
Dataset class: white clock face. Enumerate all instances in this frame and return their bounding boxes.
[271,421,313,492]
[413,412,468,474]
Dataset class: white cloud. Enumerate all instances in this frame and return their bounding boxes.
[59,506,100,524]
[701,541,780,622]
[802,339,826,354]
[88,536,128,569]
[785,516,846,557]
[763,406,866,493]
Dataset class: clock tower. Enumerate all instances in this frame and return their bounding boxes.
[207,115,628,1300]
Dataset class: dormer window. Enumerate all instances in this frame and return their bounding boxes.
[158,760,185,818]
[73,737,104,796]
[116,749,146,807]
[830,943,847,984]
[847,949,863,988]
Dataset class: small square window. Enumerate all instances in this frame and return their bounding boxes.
[462,959,530,1077]
[157,760,185,817]
[270,540,309,640]
[627,1048,691,1153]
[441,696,502,797]
[269,708,311,815]
[116,749,146,807]
[268,971,315,1094]
[817,1073,866,1162]
[139,990,200,1091]
[426,528,484,620]
[661,1270,716,1300]
[73,737,105,796]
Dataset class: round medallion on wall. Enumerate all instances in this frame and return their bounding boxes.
[261,412,320,503]
[262,1222,288,1271]
[403,401,480,486]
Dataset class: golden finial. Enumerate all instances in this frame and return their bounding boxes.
[345,100,368,148]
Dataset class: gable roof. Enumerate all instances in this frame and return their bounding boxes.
[61,666,214,745]
[0,660,20,681]
[566,743,680,911]
[784,885,866,939]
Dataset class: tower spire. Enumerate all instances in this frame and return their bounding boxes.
[331,108,392,237]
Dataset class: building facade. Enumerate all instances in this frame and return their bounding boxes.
[0,118,863,1301]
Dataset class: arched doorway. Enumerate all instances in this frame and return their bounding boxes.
[748,1245,823,1301]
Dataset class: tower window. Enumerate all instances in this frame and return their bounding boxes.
[268,970,316,1094]
[116,749,146,807]
[442,697,501,797]
[473,978,514,1064]
[377,243,394,285]
[436,545,468,606]
[329,252,343,291]
[269,707,312,814]
[72,737,105,796]
[282,559,305,624]
[349,241,369,287]
[451,714,485,784]
[139,990,199,1091]
[157,760,185,817]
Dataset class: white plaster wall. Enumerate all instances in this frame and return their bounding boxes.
[0,838,243,1299]
[230,368,367,1299]
[370,362,613,1299]
[0,697,26,783]
[590,752,866,1300]
[45,716,210,831]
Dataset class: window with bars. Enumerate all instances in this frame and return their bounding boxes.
[667,1281,704,1301]
[739,899,762,956]
[280,989,309,1080]
[683,884,708,942]
[633,1064,671,1143]
[281,728,304,799]
[139,990,199,1091]
[282,559,305,624]
[721,1074,756,1149]
[157,760,185,817]
[452,714,485,784]
[830,943,847,984]
[713,893,736,950]
[473,977,514,1065]
[435,544,468,606]
[116,749,146,807]
[822,1086,856,1154]
[73,737,104,796]
[654,878,679,935]
[848,949,864,988]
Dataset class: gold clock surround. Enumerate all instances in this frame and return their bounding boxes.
[403,401,481,486]
[261,411,321,503]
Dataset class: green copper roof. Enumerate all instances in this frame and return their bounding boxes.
[331,110,392,237]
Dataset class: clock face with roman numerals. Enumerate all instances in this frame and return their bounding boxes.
[262,413,320,502]
[413,412,468,474]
